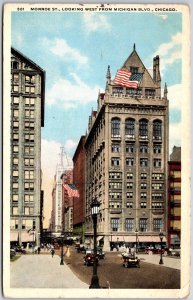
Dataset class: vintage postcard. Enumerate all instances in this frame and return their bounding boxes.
[3,3,191,299]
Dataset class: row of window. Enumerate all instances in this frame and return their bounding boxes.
[12,85,36,94]
[12,170,35,179]
[12,73,35,84]
[109,192,164,200]
[12,194,34,202]
[109,201,164,209]
[12,96,35,106]
[12,133,35,145]
[111,157,162,168]
[13,109,35,118]
[12,206,34,215]
[10,218,36,230]
[111,118,162,139]
[112,143,161,154]
[111,218,163,232]
[109,172,164,181]
[112,88,156,97]
[109,182,163,190]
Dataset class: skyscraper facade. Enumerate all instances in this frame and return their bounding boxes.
[84,46,169,250]
[10,47,45,246]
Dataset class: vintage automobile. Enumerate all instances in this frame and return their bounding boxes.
[83,249,99,266]
[121,252,140,268]
[96,247,105,259]
[144,247,166,255]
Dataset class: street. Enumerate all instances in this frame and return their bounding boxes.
[10,246,180,289]
[64,247,180,289]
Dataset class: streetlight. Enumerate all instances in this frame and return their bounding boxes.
[89,198,101,289]
[60,233,64,265]
[135,228,138,253]
[159,231,164,265]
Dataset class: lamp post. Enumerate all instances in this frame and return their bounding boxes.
[159,231,164,265]
[89,198,101,289]
[135,228,138,253]
[60,233,64,265]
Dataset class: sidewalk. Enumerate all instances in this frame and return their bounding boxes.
[10,254,89,288]
[133,253,181,270]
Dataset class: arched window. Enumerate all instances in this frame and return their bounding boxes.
[125,118,135,139]
[153,120,162,140]
[111,118,120,138]
[139,119,148,139]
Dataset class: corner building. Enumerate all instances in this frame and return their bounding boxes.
[85,46,169,250]
[10,47,45,246]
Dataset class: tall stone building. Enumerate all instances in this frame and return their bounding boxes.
[72,136,86,241]
[168,146,181,248]
[85,45,169,250]
[10,47,45,246]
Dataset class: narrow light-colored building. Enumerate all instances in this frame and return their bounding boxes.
[10,47,45,246]
[85,45,169,251]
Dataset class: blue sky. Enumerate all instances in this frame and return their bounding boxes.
[11,9,183,226]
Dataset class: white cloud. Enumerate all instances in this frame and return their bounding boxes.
[169,122,181,154]
[64,139,78,153]
[167,83,182,110]
[82,12,111,33]
[46,73,102,109]
[156,14,168,20]
[43,38,88,65]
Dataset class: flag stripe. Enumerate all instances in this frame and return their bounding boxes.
[114,70,143,89]
[63,184,80,198]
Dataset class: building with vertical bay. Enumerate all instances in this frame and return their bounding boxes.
[84,45,169,251]
[10,47,45,246]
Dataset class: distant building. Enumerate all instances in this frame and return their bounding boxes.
[84,45,169,250]
[10,47,45,246]
[61,170,73,234]
[168,146,181,248]
[72,136,86,241]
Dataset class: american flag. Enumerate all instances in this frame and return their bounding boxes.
[113,69,132,87]
[114,69,143,89]
[63,184,80,198]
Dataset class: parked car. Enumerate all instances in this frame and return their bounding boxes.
[145,247,165,255]
[14,246,26,254]
[169,248,180,257]
[83,249,99,266]
[121,252,140,268]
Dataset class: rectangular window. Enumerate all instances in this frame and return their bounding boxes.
[25,97,35,106]
[153,144,161,154]
[13,73,19,81]
[125,218,134,231]
[111,218,119,232]
[140,144,148,153]
[130,67,138,74]
[25,75,35,83]
[141,192,147,199]
[25,109,35,118]
[13,97,19,104]
[145,89,155,97]
[152,202,163,209]
[141,183,147,189]
[152,173,163,180]
[24,158,34,166]
[140,202,147,208]
[13,85,19,92]
[140,158,148,167]
[109,182,122,189]
[24,170,34,179]
[153,219,163,231]
[13,145,19,153]
[12,207,18,215]
[13,157,19,165]
[126,201,133,208]
[126,192,133,199]
[12,194,18,202]
[13,121,19,128]
[109,172,122,179]
[13,170,19,177]
[13,133,19,141]
[152,193,163,200]
[13,182,19,189]
[139,218,148,232]
[126,158,134,166]
[126,182,133,189]
[127,173,133,180]
[24,182,34,191]
[10,219,18,230]
[24,207,34,215]
[109,202,122,209]
[25,133,34,142]
[109,192,122,199]
[22,219,33,230]
[24,146,34,155]
[111,144,120,153]
[152,183,163,190]
[154,159,161,168]
[111,158,120,166]
[24,194,34,202]
[126,144,134,153]
[13,110,19,118]
[141,173,147,180]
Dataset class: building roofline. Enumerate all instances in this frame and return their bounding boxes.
[11,47,46,127]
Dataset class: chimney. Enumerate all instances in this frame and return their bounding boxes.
[153,55,161,82]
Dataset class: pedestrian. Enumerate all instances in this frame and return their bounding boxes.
[51,248,55,257]
[38,246,40,254]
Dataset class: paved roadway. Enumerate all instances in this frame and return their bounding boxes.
[10,254,88,288]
